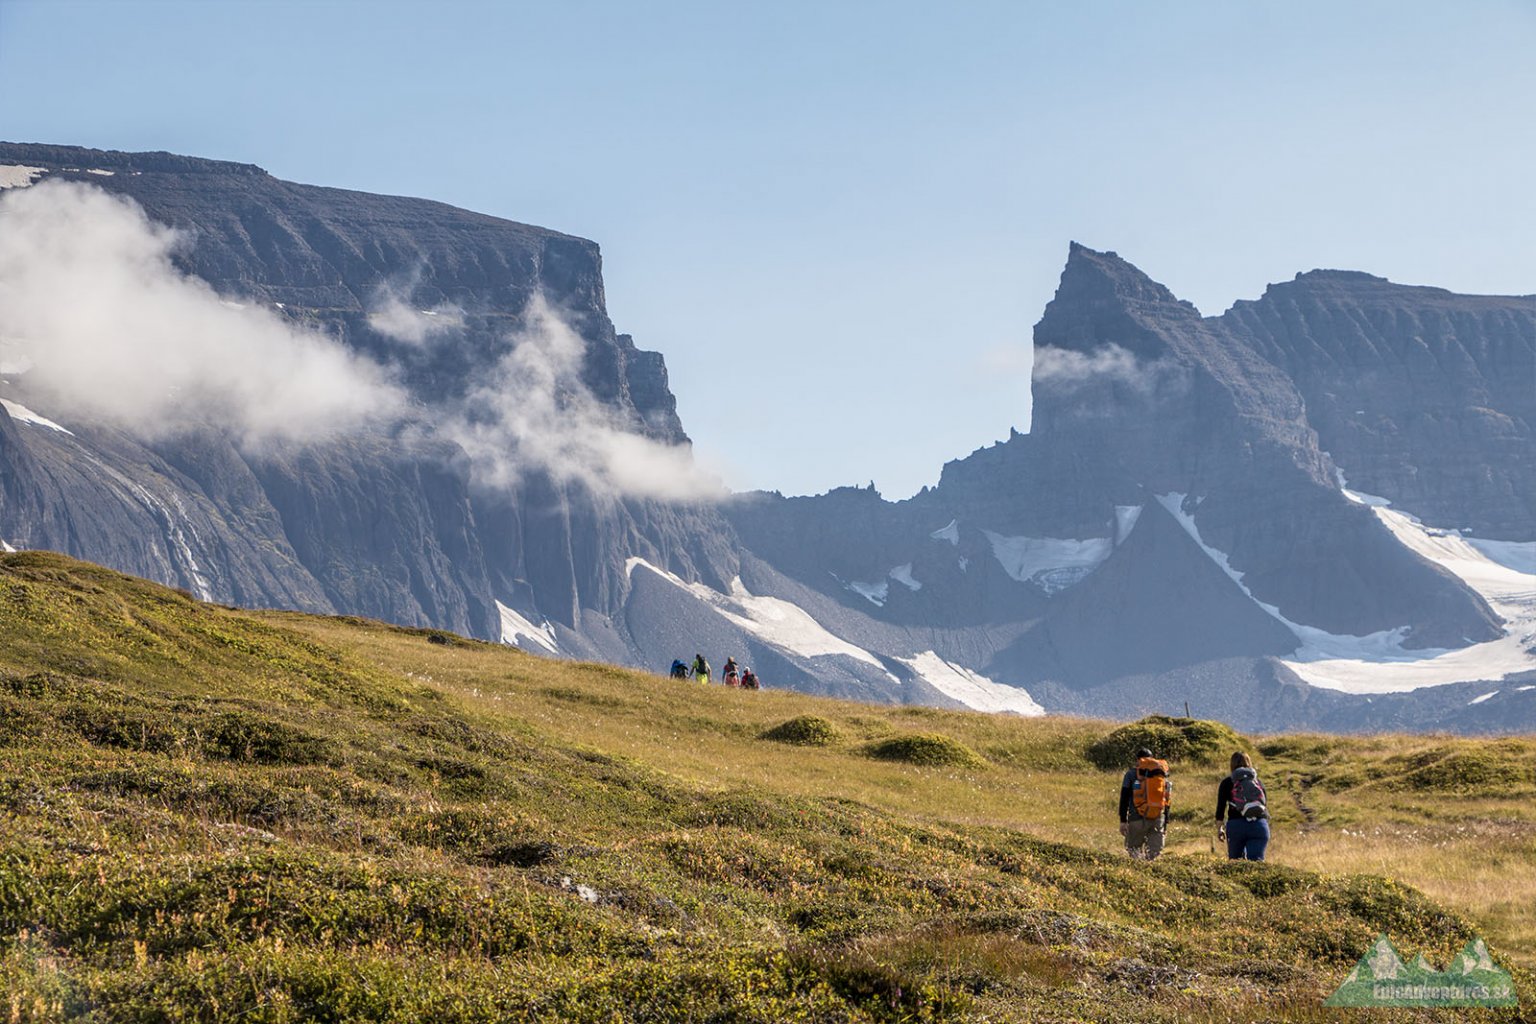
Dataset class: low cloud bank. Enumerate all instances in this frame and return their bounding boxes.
[439,295,725,502]
[0,181,721,502]
[0,181,406,443]
[1032,343,1185,397]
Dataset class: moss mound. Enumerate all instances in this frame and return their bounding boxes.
[863,732,986,769]
[1389,748,1535,793]
[1085,715,1248,771]
[761,715,841,746]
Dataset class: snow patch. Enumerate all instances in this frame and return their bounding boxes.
[1335,468,1392,507]
[628,558,889,669]
[1114,505,1143,545]
[1,540,15,553]
[983,530,1110,594]
[845,578,889,607]
[897,652,1045,716]
[1157,491,1536,694]
[930,519,959,545]
[0,165,47,189]
[1468,691,1498,705]
[496,600,558,652]
[1518,685,1535,693]
[626,559,1049,717]
[889,563,921,591]
[0,399,73,435]
[1467,538,1536,576]
[958,556,969,572]
[85,168,115,176]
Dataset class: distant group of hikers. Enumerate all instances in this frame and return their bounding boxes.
[1118,747,1270,862]
[669,654,760,690]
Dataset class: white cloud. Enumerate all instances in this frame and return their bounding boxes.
[0,181,406,444]
[365,277,464,346]
[0,181,723,503]
[1032,342,1183,396]
[433,294,726,502]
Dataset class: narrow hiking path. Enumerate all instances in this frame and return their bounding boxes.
[1287,773,1318,832]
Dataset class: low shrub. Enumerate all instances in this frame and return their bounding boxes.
[1390,749,1533,794]
[863,733,985,769]
[1085,716,1248,771]
[761,715,841,747]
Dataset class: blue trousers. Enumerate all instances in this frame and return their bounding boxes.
[1226,817,1270,861]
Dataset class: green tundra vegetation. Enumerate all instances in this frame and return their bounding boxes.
[1,550,1532,1022]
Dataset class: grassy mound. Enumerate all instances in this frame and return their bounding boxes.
[863,732,986,769]
[1,552,1533,1021]
[761,714,841,746]
[1085,715,1249,771]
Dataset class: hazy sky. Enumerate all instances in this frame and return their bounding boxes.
[2,0,1532,498]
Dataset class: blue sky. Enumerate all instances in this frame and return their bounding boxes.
[2,0,1532,498]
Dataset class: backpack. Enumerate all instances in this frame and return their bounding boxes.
[741,670,759,690]
[1229,767,1268,820]
[1131,757,1171,820]
[670,660,688,679]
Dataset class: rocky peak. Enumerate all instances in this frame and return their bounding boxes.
[1032,242,1202,361]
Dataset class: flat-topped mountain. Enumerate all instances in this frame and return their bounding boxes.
[2,143,1533,732]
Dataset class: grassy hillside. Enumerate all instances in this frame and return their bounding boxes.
[0,551,1531,1022]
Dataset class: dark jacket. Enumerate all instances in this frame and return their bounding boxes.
[1215,776,1239,822]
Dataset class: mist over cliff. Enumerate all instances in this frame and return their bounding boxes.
[2,142,1532,733]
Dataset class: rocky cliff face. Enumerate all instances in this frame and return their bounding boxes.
[0,142,716,642]
[1222,270,1536,540]
[3,143,1533,733]
[720,246,1534,728]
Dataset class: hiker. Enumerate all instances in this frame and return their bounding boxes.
[1119,746,1171,861]
[669,658,689,680]
[1216,751,1269,861]
[692,653,711,684]
[723,657,740,687]
[740,667,759,690]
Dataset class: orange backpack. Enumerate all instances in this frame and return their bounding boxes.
[1132,757,1171,819]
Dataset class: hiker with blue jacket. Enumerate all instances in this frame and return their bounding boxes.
[1216,751,1270,861]
[1118,746,1171,861]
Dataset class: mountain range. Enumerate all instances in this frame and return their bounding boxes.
[1,141,1532,732]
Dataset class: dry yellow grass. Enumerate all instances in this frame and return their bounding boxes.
[3,550,1531,1020]
[280,612,1536,969]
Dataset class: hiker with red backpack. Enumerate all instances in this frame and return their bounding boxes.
[722,657,740,687]
[1216,751,1270,860]
[1118,746,1171,861]
[739,667,759,690]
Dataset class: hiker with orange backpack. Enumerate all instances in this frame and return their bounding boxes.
[1216,751,1270,861]
[1118,746,1171,861]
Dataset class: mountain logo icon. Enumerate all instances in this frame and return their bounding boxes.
[1326,934,1518,1007]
